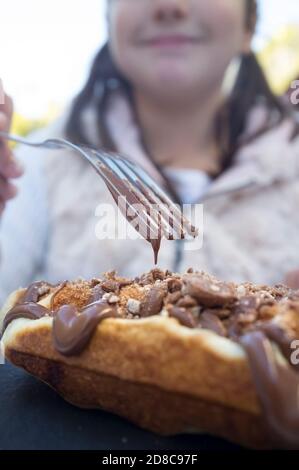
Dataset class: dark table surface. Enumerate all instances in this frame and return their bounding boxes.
[0,363,239,450]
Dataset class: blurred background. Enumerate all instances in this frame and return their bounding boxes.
[1,0,299,135]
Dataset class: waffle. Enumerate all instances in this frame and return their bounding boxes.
[1,269,299,449]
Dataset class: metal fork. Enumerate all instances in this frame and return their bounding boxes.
[0,131,197,242]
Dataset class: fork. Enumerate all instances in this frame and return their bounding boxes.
[0,131,197,244]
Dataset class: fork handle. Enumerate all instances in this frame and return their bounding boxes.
[0,130,66,150]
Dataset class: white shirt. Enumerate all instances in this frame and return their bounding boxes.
[163,167,212,204]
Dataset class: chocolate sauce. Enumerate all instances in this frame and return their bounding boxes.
[53,301,118,356]
[241,332,299,449]
[99,164,163,264]
[49,281,68,310]
[20,281,53,303]
[151,236,162,266]
[2,303,51,334]
[1,280,118,357]
[1,281,65,335]
[260,322,299,372]
[98,164,196,265]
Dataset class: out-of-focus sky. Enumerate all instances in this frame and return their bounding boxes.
[0,0,299,118]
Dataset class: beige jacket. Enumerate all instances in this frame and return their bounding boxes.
[0,92,299,302]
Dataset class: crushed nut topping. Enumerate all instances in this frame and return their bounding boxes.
[38,269,299,346]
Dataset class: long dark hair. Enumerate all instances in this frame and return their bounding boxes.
[66,0,294,171]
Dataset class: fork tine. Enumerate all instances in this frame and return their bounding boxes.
[81,147,185,242]
[90,149,165,241]
[114,156,198,239]
[102,154,179,240]
[107,155,186,240]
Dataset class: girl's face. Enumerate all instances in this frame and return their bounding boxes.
[108,0,253,102]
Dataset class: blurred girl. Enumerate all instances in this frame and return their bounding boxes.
[0,0,298,301]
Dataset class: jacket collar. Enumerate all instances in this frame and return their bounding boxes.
[105,91,165,187]
[99,90,299,202]
[205,118,298,200]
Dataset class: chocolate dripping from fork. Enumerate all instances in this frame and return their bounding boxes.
[98,165,165,265]
[98,164,194,265]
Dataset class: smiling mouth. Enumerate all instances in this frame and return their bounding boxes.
[140,34,205,48]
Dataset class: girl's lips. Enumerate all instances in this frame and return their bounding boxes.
[142,34,202,48]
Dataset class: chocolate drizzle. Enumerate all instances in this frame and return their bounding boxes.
[1,281,55,335]
[2,303,51,334]
[99,165,163,264]
[2,298,118,357]
[20,281,53,303]
[2,281,118,357]
[98,164,196,265]
[260,322,299,372]
[241,332,299,449]
[151,236,162,266]
[53,301,118,356]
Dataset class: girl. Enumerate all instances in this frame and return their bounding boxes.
[0,0,298,303]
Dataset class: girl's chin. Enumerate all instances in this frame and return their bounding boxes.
[150,61,199,86]
[152,71,200,96]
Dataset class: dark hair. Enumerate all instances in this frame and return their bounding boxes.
[66,0,295,171]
